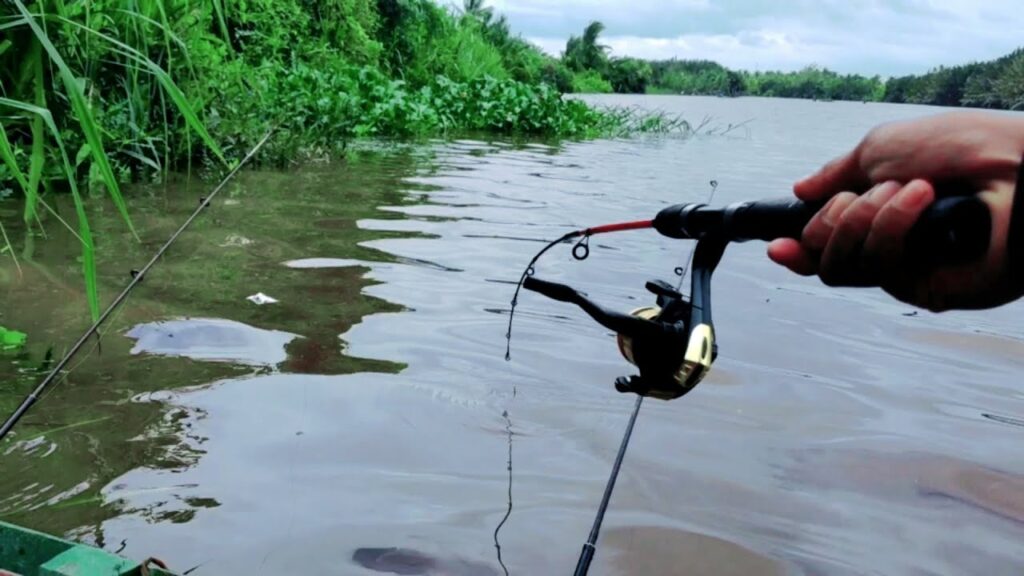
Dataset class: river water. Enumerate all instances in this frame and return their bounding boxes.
[2,95,1023,575]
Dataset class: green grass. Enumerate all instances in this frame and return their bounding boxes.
[13,1,135,239]
[1,96,99,318]
[1,0,235,319]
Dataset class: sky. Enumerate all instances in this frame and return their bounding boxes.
[486,0,1024,77]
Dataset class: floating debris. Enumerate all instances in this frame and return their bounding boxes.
[246,292,279,305]
[220,234,254,247]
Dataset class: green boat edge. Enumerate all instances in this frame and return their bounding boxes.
[0,521,176,576]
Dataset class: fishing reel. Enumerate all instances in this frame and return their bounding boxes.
[513,194,993,402]
[523,238,726,400]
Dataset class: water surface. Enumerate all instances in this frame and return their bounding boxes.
[2,96,1023,575]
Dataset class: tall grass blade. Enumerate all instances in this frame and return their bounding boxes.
[0,121,30,193]
[0,17,28,32]
[0,97,100,320]
[27,39,44,226]
[0,220,23,278]
[153,1,196,78]
[122,149,161,172]
[116,7,189,62]
[33,196,84,243]
[211,0,232,48]
[57,17,228,167]
[13,0,137,241]
[2,118,78,242]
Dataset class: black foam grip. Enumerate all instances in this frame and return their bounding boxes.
[722,198,815,241]
[656,195,991,266]
[902,196,992,266]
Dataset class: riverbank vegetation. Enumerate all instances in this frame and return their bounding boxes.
[562,20,1024,110]
[0,0,685,318]
[0,1,634,188]
[0,1,686,197]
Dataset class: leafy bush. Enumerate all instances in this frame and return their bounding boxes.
[607,58,652,93]
[572,70,613,94]
[203,68,673,165]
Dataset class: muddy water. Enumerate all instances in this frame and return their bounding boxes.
[2,97,1024,575]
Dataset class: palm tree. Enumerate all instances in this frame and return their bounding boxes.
[564,21,608,72]
[463,0,494,25]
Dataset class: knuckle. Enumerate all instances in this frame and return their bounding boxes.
[820,274,844,288]
[819,267,845,287]
[835,204,861,226]
[864,123,890,146]
[836,198,874,231]
[870,202,914,238]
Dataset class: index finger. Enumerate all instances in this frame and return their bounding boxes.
[794,149,870,203]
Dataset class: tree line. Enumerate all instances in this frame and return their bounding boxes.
[559,20,1024,110]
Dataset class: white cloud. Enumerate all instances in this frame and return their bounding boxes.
[491,0,710,15]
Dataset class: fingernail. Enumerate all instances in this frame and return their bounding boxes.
[895,180,932,211]
[822,196,846,226]
[793,178,811,197]
[868,180,900,201]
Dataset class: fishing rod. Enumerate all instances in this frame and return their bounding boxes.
[0,130,274,443]
[509,194,992,575]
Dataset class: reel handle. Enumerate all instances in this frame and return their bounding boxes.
[654,195,991,266]
[521,277,667,340]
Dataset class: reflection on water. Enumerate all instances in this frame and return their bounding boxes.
[2,97,1024,575]
[126,318,298,366]
[791,447,1024,525]
[0,149,420,536]
[603,526,786,576]
[352,547,500,576]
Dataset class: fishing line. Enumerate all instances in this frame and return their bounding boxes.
[504,220,652,360]
[498,218,656,574]
[0,130,274,443]
[492,386,516,576]
[675,179,718,291]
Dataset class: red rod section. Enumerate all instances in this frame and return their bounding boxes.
[584,220,654,235]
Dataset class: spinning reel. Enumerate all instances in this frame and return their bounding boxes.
[523,237,723,400]
[514,195,991,400]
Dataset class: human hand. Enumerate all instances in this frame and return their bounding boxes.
[768,111,1024,311]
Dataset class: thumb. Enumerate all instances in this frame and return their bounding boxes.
[794,149,869,202]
